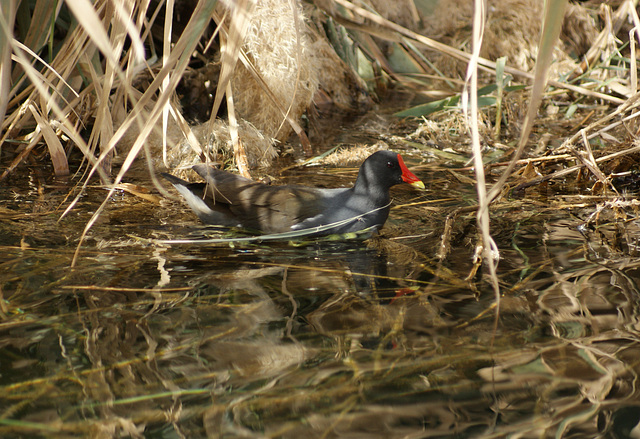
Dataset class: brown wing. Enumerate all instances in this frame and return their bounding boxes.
[192,165,326,233]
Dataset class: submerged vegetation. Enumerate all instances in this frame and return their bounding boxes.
[2,0,639,247]
[2,0,640,437]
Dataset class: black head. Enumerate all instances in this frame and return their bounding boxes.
[356,150,424,192]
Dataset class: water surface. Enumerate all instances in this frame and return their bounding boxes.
[1,153,640,438]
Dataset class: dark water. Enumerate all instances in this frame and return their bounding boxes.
[2,156,640,438]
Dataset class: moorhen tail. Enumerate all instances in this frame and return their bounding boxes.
[162,150,424,235]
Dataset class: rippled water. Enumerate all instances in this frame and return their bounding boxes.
[2,155,640,438]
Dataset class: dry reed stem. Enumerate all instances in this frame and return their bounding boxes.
[0,3,15,129]
[161,0,176,169]
[28,103,68,176]
[209,4,248,134]
[464,0,500,314]
[226,76,251,178]
[71,0,220,267]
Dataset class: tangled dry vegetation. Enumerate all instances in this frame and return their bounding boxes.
[1,0,640,242]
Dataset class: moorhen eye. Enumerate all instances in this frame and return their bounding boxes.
[387,161,394,168]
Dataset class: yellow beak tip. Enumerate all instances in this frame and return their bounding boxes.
[411,180,426,190]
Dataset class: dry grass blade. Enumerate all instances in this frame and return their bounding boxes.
[210,1,253,176]
[111,0,145,64]
[167,101,204,159]
[487,0,569,203]
[210,2,249,127]
[12,40,79,102]
[631,26,638,95]
[463,0,500,309]
[0,2,16,129]
[161,0,175,168]
[80,48,112,175]
[225,72,251,177]
[71,0,220,267]
[88,1,147,176]
[578,130,608,184]
[3,41,82,182]
[2,1,122,184]
[9,48,73,112]
[28,103,69,176]
[64,0,119,68]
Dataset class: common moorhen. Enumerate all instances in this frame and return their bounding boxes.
[162,150,424,236]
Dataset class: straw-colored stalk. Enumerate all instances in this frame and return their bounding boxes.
[461,0,569,314]
[462,0,500,307]
[70,0,220,266]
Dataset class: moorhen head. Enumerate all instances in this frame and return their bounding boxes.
[162,150,424,236]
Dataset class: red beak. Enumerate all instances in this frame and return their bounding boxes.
[397,154,425,189]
